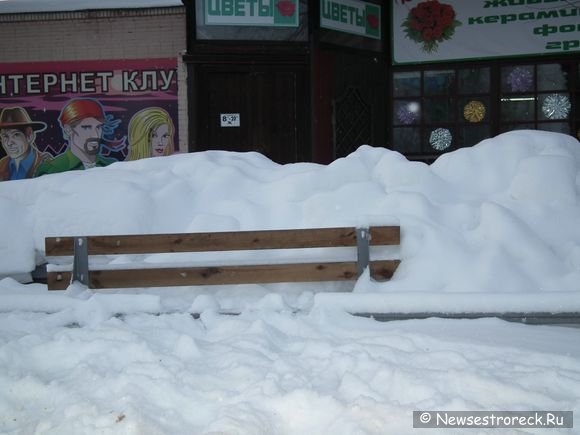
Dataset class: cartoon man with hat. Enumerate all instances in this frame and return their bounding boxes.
[0,106,52,181]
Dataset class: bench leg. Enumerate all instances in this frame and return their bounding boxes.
[73,236,89,287]
[356,227,370,277]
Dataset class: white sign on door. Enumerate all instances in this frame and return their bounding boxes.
[220,113,240,127]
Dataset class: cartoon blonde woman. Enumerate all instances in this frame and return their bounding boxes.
[127,107,175,160]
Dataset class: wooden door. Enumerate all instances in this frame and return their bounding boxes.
[312,48,387,162]
[196,65,309,164]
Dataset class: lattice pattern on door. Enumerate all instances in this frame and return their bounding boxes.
[333,87,371,158]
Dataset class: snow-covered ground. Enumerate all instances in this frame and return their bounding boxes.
[1,309,578,435]
[0,130,579,433]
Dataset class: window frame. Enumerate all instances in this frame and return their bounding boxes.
[390,58,579,162]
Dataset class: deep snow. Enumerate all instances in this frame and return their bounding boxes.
[0,130,579,434]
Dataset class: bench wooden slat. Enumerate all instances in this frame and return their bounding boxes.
[48,271,72,291]
[46,260,400,290]
[45,226,400,256]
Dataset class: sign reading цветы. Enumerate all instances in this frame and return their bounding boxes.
[320,0,381,40]
[205,0,299,27]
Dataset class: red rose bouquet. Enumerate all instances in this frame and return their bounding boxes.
[402,0,461,53]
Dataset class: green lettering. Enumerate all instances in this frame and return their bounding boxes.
[518,12,535,20]
[537,10,559,19]
[247,0,257,15]
[469,16,485,24]
[485,16,499,23]
[559,8,578,18]
[207,0,220,15]
[339,4,347,23]
[356,9,364,26]
[234,0,244,16]
[560,24,576,33]
[321,0,331,19]
[259,0,270,16]
[222,0,233,15]
[332,2,339,21]
[533,24,557,36]
[500,14,516,23]
[347,6,356,25]
[484,0,508,7]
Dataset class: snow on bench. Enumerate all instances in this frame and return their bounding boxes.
[44,226,401,291]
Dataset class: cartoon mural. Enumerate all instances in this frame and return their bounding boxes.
[0,58,178,181]
[0,107,52,181]
[126,107,175,160]
[35,98,124,175]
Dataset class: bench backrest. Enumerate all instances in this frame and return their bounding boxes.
[45,226,400,290]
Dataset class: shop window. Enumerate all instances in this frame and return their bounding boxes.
[538,64,568,92]
[424,70,454,96]
[391,67,491,157]
[500,63,572,135]
[392,127,421,154]
[501,95,535,122]
[393,72,420,97]
[458,68,490,95]
[392,61,578,160]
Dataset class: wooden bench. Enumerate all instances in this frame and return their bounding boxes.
[44,226,400,291]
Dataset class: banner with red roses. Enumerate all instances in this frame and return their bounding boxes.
[392,0,579,64]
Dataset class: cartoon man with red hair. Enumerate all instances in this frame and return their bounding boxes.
[35,98,123,176]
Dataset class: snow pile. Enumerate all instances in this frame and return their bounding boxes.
[0,130,579,310]
[1,130,580,434]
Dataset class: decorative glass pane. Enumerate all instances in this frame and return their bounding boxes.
[537,64,568,92]
[393,100,420,125]
[501,95,535,121]
[539,93,571,120]
[393,128,421,153]
[537,122,571,135]
[429,128,453,151]
[460,98,489,123]
[502,65,534,93]
[458,67,490,94]
[459,125,491,148]
[424,98,455,123]
[424,70,455,96]
[393,72,421,97]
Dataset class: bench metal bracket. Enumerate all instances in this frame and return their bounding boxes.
[72,236,89,286]
[356,227,370,277]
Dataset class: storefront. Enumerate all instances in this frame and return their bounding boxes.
[183,0,579,164]
[182,0,388,164]
[1,0,578,179]
[390,0,579,161]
